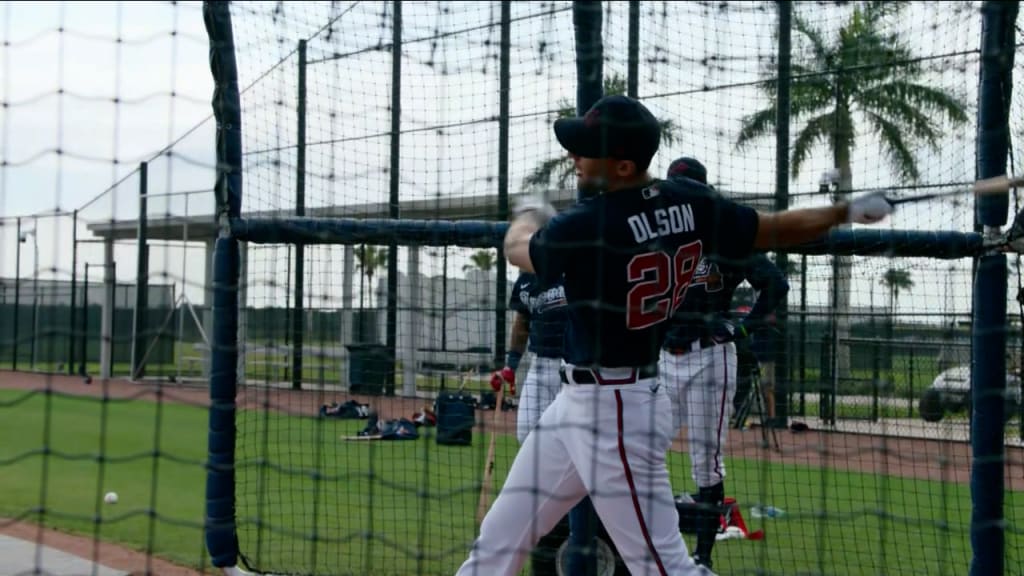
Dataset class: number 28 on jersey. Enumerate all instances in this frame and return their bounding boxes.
[626,241,702,330]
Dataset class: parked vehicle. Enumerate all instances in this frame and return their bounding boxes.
[918,365,1021,423]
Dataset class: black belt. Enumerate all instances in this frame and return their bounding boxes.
[559,365,658,385]
[665,336,717,357]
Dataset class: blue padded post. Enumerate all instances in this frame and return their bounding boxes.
[970,253,1007,576]
[203,0,243,567]
[573,0,603,117]
[205,237,240,568]
[970,2,1016,574]
[205,0,243,220]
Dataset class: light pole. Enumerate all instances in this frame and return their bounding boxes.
[19,227,38,370]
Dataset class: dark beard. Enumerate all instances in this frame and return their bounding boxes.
[577,176,608,200]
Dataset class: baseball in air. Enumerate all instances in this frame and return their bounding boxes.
[104,492,118,504]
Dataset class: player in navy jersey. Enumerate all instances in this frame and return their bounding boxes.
[456,95,893,576]
[491,273,602,576]
[659,157,790,569]
[491,271,568,443]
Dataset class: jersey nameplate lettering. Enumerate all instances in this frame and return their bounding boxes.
[627,203,695,244]
[519,284,567,315]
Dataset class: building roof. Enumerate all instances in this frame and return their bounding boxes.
[85,188,776,242]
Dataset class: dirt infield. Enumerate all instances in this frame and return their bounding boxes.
[0,519,206,575]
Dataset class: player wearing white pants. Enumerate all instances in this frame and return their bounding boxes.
[463,95,890,576]
[489,272,568,444]
[460,365,708,576]
[661,340,738,487]
[659,156,791,570]
[515,355,564,443]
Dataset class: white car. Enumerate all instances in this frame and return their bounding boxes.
[918,365,1021,423]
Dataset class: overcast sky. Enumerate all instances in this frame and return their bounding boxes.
[0,1,1016,326]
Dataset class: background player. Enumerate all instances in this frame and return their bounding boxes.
[491,271,568,443]
[457,94,893,576]
[659,156,790,569]
[493,271,601,576]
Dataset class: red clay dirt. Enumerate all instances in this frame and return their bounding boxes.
[0,519,206,575]
[1,369,1022,572]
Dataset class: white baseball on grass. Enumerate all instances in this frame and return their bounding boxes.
[104,491,118,504]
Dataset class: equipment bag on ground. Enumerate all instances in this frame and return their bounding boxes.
[435,391,475,446]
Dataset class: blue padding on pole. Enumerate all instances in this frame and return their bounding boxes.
[231,216,508,249]
[975,1,1016,228]
[970,253,1006,576]
[573,1,603,116]
[205,237,240,568]
[573,0,602,206]
[792,229,982,258]
[204,0,243,219]
[232,216,983,258]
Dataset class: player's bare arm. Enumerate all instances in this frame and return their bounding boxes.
[753,192,892,250]
[509,313,530,354]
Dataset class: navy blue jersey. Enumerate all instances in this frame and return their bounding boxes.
[528,178,758,368]
[509,272,569,358]
[664,252,788,349]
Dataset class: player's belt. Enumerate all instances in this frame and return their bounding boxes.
[665,336,717,357]
[559,365,658,385]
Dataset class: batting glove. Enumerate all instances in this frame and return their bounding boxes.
[847,192,893,224]
[490,367,516,396]
[709,318,741,344]
[513,194,557,226]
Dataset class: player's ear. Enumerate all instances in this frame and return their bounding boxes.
[615,159,637,178]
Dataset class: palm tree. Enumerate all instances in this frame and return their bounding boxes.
[463,248,496,306]
[462,249,496,277]
[880,268,914,317]
[880,268,913,368]
[356,245,389,308]
[522,74,681,193]
[736,1,968,376]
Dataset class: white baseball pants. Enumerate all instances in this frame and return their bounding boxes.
[456,366,713,576]
[515,355,563,443]
[659,342,737,488]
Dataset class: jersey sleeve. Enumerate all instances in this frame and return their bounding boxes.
[743,253,790,328]
[528,210,581,287]
[509,274,530,317]
[708,196,759,261]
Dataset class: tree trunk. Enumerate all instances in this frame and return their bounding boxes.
[832,143,854,380]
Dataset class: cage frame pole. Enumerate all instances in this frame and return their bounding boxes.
[385,0,402,396]
[291,38,307,391]
[494,0,511,374]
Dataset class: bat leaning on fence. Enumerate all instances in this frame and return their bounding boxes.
[476,384,504,526]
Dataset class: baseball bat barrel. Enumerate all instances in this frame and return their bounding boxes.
[973,175,1024,196]
[888,175,1024,206]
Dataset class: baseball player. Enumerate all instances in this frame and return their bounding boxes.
[491,273,601,575]
[491,271,568,443]
[659,156,790,570]
[456,94,892,576]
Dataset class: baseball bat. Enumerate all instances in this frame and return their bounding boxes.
[476,385,504,526]
[887,175,1024,206]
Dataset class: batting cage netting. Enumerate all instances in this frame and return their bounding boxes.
[206,1,1023,575]
[0,1,1022,575]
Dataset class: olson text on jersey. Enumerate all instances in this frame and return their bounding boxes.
[628,203,695,244]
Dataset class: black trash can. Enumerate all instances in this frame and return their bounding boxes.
[347,343,394,396]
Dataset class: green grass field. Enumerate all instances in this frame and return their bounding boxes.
[1,388,1021,575]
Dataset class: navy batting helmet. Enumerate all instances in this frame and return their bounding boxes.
[667,156,709,185]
